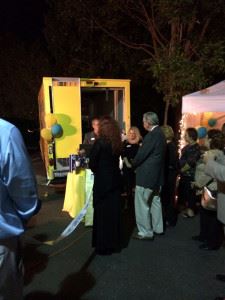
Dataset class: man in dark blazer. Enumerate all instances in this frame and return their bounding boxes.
[83,117,99,145]
[132,112,166,240]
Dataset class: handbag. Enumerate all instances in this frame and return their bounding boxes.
[201,179,217,211]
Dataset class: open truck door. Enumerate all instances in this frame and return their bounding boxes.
[38,77,130,182]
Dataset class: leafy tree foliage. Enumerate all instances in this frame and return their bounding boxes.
[82,0,225,124]
[1,0,225,127]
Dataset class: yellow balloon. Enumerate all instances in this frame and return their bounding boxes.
[204,112,213,119]
[41,128,52,142]
[201,112,213,127]
[45,113,57,128]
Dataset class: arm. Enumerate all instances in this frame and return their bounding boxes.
[194,163,212,188]
[83,132,90,144]
[132,133,154,168]
[205,159,225,182]
[89,139,101,172]
[168,143,178,170]
[180,144,200,173]
[4,127,40,221]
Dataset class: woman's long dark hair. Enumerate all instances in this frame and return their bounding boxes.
[98,116,122,155]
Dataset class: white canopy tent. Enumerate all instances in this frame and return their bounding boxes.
[180,81,225,147]
[182,80,225,113]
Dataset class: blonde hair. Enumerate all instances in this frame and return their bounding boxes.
[127,126,142,144]
[161,125,174,141]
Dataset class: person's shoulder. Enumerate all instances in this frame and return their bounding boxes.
[0,118,15,131]
[1,119,24,141]
[84,131,91,138]
[157,126,166,135]
[152,126,162,134]
[151,126,165,140]
[0,119,17,138]
[191,143,201,152]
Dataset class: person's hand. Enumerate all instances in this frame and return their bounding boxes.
[181,163,190,174]
[78,149,86,155]
[123,157,132,168]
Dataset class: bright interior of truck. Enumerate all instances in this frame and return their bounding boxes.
[81,88,124,139]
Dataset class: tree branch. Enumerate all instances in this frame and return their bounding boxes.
[80,0,154,57]
[198,18,211,43]
[95,20,154,57]
[138,0,166,56]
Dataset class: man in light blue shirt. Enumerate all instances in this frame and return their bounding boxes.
[0,118,40,300]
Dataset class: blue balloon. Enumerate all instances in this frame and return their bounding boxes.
[208,118,217,127]
[197,127,207,139]
[51,124,63,138]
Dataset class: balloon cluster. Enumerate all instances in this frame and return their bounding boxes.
[197,113,220,139]
[208,118,217,127]
[197,126,207,139]
[41,113,63,142]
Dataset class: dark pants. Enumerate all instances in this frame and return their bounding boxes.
[199,207,224,249]
[122,167,135,200]
[178,176,196,210]
[0,236,23,300]
[161,170,178,227]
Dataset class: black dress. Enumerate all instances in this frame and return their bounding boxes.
[161,141,179,227]
[89,138,122,255]
[121,141,140,200]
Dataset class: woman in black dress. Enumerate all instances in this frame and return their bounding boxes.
[122,126,142,208]
[161,125,179,228]
[89,116,122,255]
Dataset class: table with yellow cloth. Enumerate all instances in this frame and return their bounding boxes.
[62,169,94,226]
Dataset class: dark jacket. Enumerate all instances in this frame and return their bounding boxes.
[89,138,121,202]
[83,131,97,145]
[132,126,166,189]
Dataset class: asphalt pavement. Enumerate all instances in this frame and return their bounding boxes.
[22,154,225,300]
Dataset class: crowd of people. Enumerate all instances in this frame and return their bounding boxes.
[86,113,225,300]
[2,112,225,299]
[87,113,177,252]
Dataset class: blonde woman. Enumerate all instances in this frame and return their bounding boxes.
[122,127,142,208]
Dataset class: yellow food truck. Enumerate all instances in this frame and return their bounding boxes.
[38,77,131,182]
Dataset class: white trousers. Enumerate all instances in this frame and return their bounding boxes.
[0,236,23,300]
[134,185,163,237]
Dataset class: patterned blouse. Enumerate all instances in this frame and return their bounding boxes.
[179,143,201,178]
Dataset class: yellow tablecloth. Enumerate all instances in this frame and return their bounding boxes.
[62,169,93,225]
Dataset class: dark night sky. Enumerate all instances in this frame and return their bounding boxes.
[0,0,46,41]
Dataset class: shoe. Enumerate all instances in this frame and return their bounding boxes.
[166,221,176,227]
[199,243,219,251]
[186,208,195,217]
[181,208,195,218]
[154,232,164,236]
[216,274,225,282]
[132,234,154,241]
[192,235,206,242]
